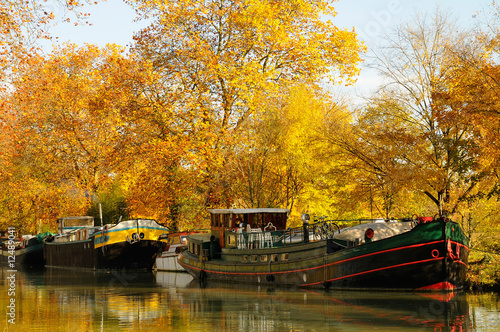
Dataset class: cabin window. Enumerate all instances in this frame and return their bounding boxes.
[251,255,258,263]
[273,214,284,228]
[260,255,268,262]
[281,253,289,261]
[212,214,224,227]
[253,214,262,228]
[270,254,278,262]
[241,255,248,262]
[226,234,236,247]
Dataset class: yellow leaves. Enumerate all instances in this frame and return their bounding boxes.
[134,0,363,97]
[3,42,146,224]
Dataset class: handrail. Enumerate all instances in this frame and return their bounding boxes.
[230,220,341,249]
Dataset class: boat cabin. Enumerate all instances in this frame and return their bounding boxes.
[208,208,289,248]
[53,216,96,242]
[57,216,95,234]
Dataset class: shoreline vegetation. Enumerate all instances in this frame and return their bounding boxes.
[467,251,500,292]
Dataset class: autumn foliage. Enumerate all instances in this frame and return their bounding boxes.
[1,0,365,232]
[3,0,500,272]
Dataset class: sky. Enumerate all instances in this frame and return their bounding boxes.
[39,0,496,103]
[333,0,492,101]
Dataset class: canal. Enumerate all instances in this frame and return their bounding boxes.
[1,268,500,331]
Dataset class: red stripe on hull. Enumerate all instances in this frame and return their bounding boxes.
[180,239,465,278]
[303,257,444,287]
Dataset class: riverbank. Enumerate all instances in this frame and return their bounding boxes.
[466,251,500,292]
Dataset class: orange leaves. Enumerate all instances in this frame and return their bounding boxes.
[2,0,366,230]
[2,43,147,228]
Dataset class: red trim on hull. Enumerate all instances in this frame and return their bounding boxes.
[302,257,444,287]
[416,282,456,291]
[455,242,470,252]
[180,239,470,275]
[179,240,448,276]
[178,239,468,288]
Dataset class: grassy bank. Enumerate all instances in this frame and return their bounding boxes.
[466,251,500,292]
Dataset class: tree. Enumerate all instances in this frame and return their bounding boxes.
[128,0,364,213]
[220,85,363,225]
[1,0,97,82]
[2,43,144,230]
[223,86,319,212]
[341,10,482,217]
[0,0,104,232]
[323,95,427,219]
[443,20,500,194]
[435,4,500,250]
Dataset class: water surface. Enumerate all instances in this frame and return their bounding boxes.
[1,268,499,331]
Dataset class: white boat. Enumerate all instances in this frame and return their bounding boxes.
[155,232,199,272]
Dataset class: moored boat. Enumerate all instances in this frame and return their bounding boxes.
[44,216,169,270]
[0,230,50,269]
[155,231,198,272]
[178,208,469,291]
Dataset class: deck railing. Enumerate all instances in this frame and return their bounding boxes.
[228,221,341,250]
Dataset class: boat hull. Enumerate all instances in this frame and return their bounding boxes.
[1,243,44,270]
[44,240,163,270]
[178,220,468,290]
[155,251,186,272]
[44,219,168,270]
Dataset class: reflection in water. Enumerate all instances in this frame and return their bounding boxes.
[182,281,471,331]
[0,268,499,331]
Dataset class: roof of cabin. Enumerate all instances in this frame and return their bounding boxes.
[57,216,94,221]
[208,208,289,215]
